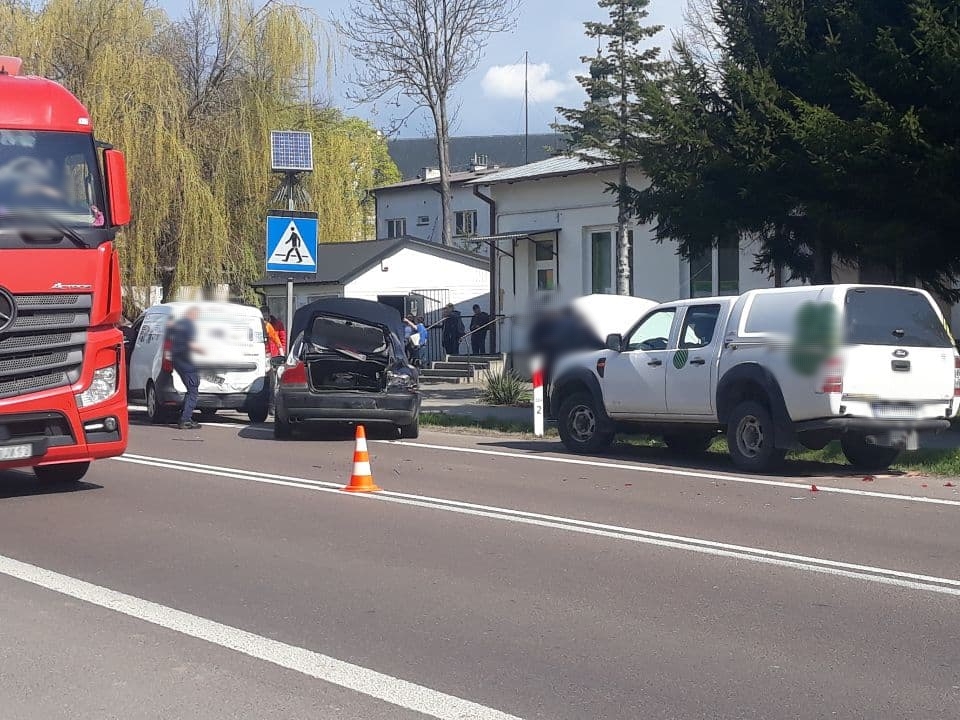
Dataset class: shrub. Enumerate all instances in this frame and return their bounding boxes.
[479,370,530,407]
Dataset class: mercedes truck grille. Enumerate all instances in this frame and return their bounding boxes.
[0,294,90,400]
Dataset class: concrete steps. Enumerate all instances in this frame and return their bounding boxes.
[418,354,507,385]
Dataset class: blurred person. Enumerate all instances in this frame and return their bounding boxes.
[469,304,490,355]
[169,306,204,430]
[261,307,284,357]
[441,304,465,357]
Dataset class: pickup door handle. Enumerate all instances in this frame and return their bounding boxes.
[648,360,662,367]
[690,358,706,366]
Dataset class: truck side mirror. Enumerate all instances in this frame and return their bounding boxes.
[103,149,131,227]
[605,333,623,352]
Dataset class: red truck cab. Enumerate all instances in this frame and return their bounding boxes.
[0,56,132,483]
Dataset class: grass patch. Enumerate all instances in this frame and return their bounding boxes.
[478,370,531,407]
[420,412,554,436]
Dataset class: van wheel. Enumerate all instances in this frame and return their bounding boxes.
[841,434,900,472]
[398,419,419,439]
[146,383,167,425]
[727,401,786,473]
[34,462,90,484]
[248,407,269,424]
[557,392,614,454]
[663,432,715,455]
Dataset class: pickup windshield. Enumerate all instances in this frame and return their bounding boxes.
[0,129,105,230]
[843,288,952,348]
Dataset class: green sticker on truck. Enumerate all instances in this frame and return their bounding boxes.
[673,349,688,369]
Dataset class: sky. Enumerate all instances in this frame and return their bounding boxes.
[166,0,687,138]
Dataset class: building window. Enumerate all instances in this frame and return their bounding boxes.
[416,215,430,227]
[689,249,712,298]
[534,238,556,292]
[386,218,406,238]
[591,232,613,294]
[455,210,478,236]
[718,237,740,295]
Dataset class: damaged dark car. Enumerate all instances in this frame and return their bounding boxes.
[273,298,421,439]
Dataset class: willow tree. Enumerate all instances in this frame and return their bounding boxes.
[0,0,398,309]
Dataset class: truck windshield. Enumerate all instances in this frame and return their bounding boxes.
[843,288,953,348]
[0,129,105,228]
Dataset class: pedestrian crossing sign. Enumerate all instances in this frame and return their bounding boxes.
[266,213,318,274]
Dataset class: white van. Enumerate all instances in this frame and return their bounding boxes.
[126,302,270,424]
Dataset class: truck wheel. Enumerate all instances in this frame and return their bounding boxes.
[726,401,786,473]
[146,383,167,425]
[34,462,90,484]
[557,392,614,454]
[274,417,293,440]
[247,407,269,424]
[840,434,900,472]
[398,419,420,439]
[663,432,715,455]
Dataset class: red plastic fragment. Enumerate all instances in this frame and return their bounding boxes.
[945,482,955,488]
[862,476,874,482]
[810,484,819,492]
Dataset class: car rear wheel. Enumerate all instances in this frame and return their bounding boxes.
[248,407,269,424]
[274,417,293,440]
[663,432,715,455]
[34,462,90,484]
[840,433,900,472]
[726,400,786,473]
[557,392,614,454]
[398,419,419,439]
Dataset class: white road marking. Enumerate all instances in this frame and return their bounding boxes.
[0,553,522,720]
[381,440,960,508]
[115,454,960,596]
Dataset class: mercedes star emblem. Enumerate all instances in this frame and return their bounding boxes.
[0,286,17,334]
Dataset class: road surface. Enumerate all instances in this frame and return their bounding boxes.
[0,414,957,719]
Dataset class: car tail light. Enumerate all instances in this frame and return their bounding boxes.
[821,357,843,394]
[161,339,173,373]
[280,361,308,389]
[954,356,960,397]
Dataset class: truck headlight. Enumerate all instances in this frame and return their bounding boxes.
[386,371,417,391]
[76,364,118,408]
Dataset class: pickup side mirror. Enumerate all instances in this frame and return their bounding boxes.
[605,333,623,352]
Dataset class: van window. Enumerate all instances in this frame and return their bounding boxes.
[844,288,952,348]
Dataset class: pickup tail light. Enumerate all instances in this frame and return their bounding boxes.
[954,356,960,397]
[821,357,843,395]
[280,360,308,389]
[161,339,173,373]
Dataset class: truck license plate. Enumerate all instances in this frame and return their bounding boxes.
[0,444,32,461]
[872,402,918,419]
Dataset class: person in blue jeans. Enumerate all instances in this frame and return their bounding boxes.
[169,306,204,430]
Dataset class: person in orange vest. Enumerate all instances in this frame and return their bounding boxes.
[261,307,284,357]
[269,311,287,354]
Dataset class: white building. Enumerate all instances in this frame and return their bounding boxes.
[254,237,489,359]
[468,156,790,360]
[371,162,498,256]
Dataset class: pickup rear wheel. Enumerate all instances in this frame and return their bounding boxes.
[726,400,786,473]
[557,392,614,454]
[840,433,900,472]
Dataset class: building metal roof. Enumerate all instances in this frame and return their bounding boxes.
[467,153,618,185]
[387,133,565,179]
[372,168,498,192]
[253,236,488,288]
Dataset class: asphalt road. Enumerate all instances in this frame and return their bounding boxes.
[0,413,958,719]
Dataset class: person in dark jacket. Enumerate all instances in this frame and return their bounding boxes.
[168,306,204,430]
[441,304,465,357]
[469,304,491,355]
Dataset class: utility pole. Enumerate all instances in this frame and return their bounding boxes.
[524,51,529,165]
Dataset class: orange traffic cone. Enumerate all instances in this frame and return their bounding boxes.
[343,425,381,493]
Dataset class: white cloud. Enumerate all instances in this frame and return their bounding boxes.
[481,62,574,103]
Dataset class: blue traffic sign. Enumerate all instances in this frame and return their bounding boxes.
[266,214,318,274]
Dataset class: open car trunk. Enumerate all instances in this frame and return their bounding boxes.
[302,315,391,393]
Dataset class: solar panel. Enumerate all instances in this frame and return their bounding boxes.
[270,130,314,172]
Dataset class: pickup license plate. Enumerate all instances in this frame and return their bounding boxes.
[0,444,32,461]
[872,402,919,419]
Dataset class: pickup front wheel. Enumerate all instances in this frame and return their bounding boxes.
[726,401,786,473]
[557,392,614,454]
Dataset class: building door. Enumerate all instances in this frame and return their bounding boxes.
[377,295,406,317]
[411,288,451,364]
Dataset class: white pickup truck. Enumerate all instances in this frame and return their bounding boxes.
[547,285,959,473]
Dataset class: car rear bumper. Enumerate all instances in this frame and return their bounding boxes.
[276,389,420,426]
[795,417,951,433]
[156,373,270,411]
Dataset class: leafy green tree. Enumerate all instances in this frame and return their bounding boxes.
[556,0,664,295]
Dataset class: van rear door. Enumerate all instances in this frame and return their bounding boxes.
[195,311,265,392]
[841,288,955,407]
